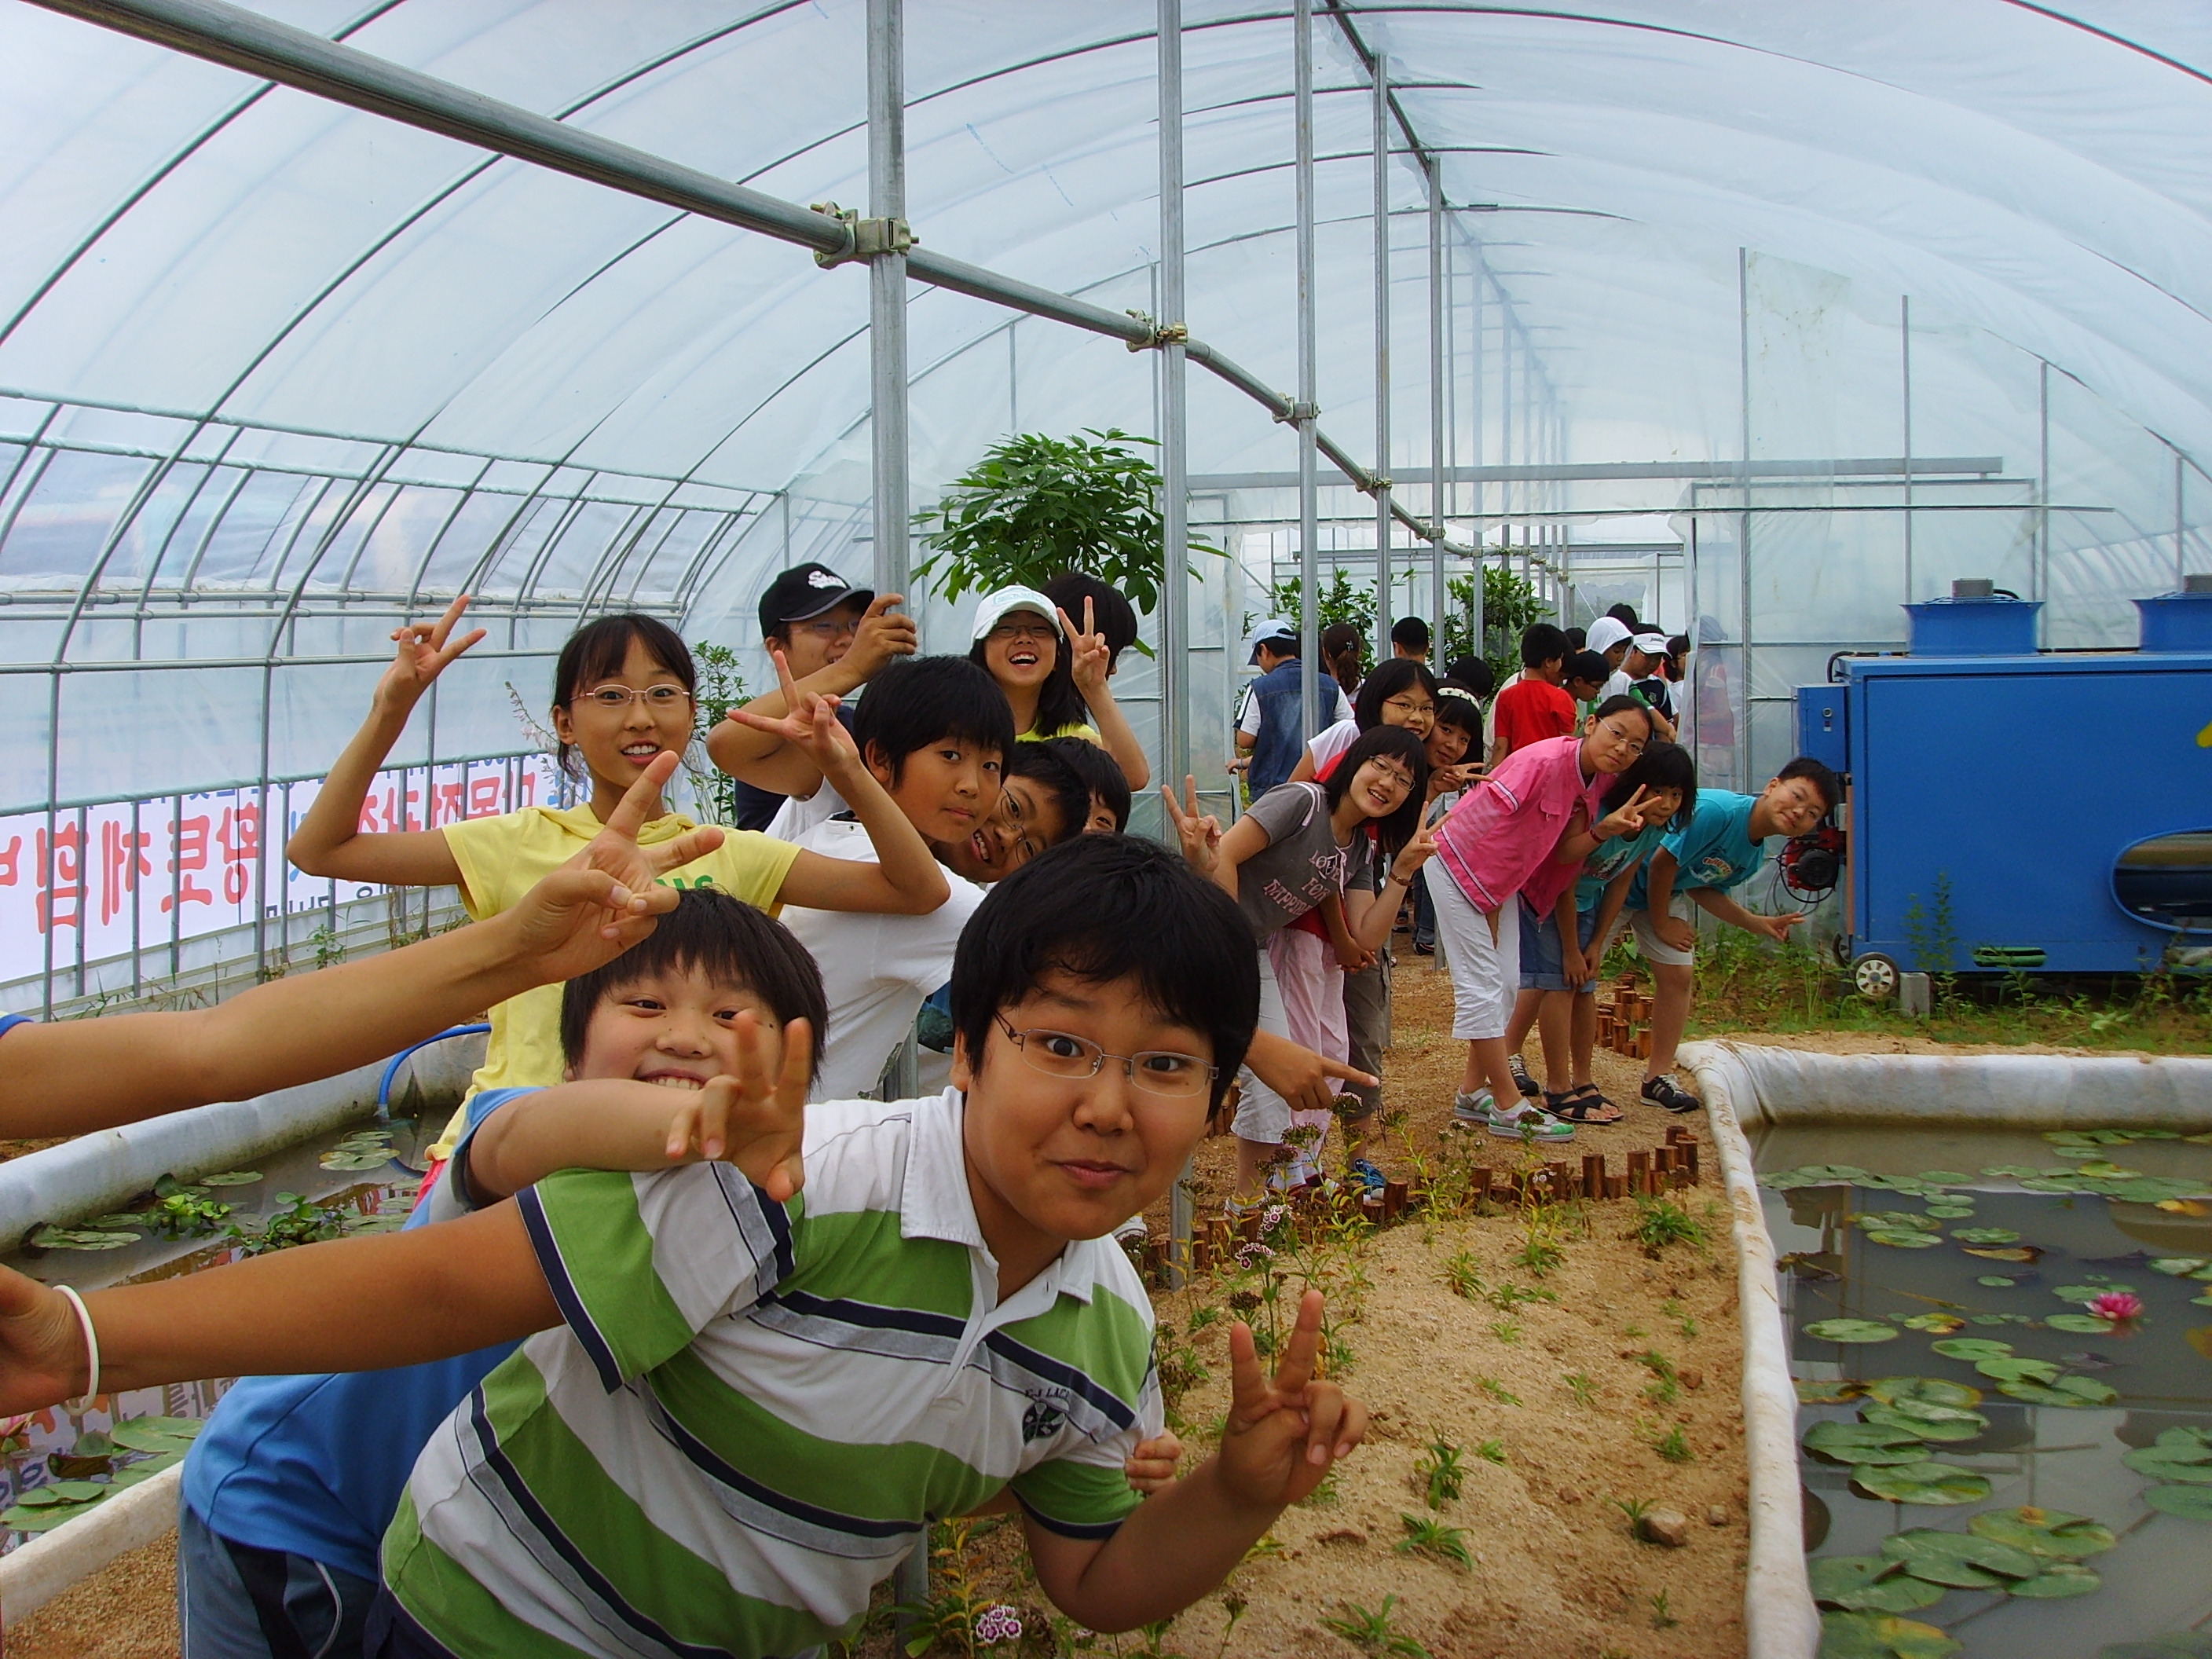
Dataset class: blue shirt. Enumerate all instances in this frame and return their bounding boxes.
[0,1014,30,1042]
[181,1088,533,1578]
[1628,790,1766,909]
[1573,820,1671,912]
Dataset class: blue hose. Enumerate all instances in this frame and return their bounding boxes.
[375,1024,490,1123]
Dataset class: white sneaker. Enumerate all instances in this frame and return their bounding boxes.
[1452,1089,1495,1125]
[1485,1100,1575,1142]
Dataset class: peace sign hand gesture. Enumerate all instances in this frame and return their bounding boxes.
[1057,600,1111,698]
[725,646,861,778]
[1390,817,1439,884]
[1217,1289,1367,1510]
[1595,786,1651,844]
[374,595,485,716]
[655,1011,812,1203]
[1159,776,1222,874]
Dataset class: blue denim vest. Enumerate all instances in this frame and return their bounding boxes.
[1247,659,1320,795]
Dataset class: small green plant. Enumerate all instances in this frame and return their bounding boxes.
[227,1193,350,1255]
[1610,1496,1654,1534]
[1298,1467,1342,1509]
[309,923,346,969]
[1320,1596,1430,1658]
[1566,1372,1598,1408]
[1487,1281,1558,1313]
[1415,1437,1465,1508]
[1512,1234,1566,1277]
[1489,1317,1522,1345]
[1631,1196,1707,1254]
[146,1188,233,1238]
[1396,1514,1474,1570]
[686,641,751,826]
[1442,1248,1485,1300]
[1636,1351,1680,1406]
[1474,1438,1507,1466]
[1214,1592,1247,1659]
[1186,1305,1222,1333]
[1474,1376,1521,1407]
[1654,1424,1695,1463]
[1650,1590,1679,1630]
[1623,1321,1647,1339]
[1661,1297,1699,1340]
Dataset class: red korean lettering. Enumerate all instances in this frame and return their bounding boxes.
[163,814,214,914]
[35,824,85,933]
[100,821,154,926]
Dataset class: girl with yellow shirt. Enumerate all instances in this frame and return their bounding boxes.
[287,602,947,1148]
[966,585,1150,789]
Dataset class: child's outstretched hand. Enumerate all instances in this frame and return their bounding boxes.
[0,1265,90,1416]
[725,647,859,774]
[501,753,726,981]
[1745,910,1808,943]
[1389,819,1439,884]
[1217,1289,1366,1510]
[1057,599,1112,698]
[1124,1430,1185,1495]
[1159,777,1222,874]
[658,1012,812,1203]
[1594,786,1652,844]
[374,594,485,716]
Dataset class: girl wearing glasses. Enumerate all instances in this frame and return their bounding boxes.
[289,602,949,1159]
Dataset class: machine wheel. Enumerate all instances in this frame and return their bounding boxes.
[1852,953,1900,1002]
[1830,932,1854,969]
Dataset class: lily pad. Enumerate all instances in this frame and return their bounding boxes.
[1866,1229,1943,1249]
[1999,1375,2119,1408]
[1855,1211,1943,1232]
[1809,1555,1939,1612]
[2046,1313,2122,1334]
[2122,1448,2212,1484]
[1879,1528,2037,1584]
[1808,1319,1902,1344]
[2154,1426,2212,1456]
[197,1170,263,1186]
[2144,1484,2212,1520]
[1983,1164,2046,1179]
[2096,1636,2212,1659]
[1954,1228,2023,1245]
[1805,1421,1929,1465]
[1931,1338,2013,1361]
[83,1213,147,1231]
[2149,1258,2211,1276]
[1901,1313,1965,1334]
[1973,1356,2059,1384]
[27,1226,139,1251]
[1969,1506,2119,1558]
[1818,1611,1961,1659]
[1796,1378,1866,1405]
[1915,1171,1973,1186]
[2008,1562,2101,1598]
[109,1420,196,1453]
[319,1150,396,1171]
[1852,1460,1992,1506]
[1862,1403,1987,1443]
[1976,1276,2020,1287]
[2053,1283,2133,1302]
[1865,1377,1983,1408]
[1924,1206,1976,1220]
[1963,1246,2042,1263]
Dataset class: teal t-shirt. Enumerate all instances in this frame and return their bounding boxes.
[1574,820,1670,911]
[1628,789,1763,908]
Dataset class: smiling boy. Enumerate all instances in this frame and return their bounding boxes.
[0,837,1362,1659]
[1626,757,1841,1112]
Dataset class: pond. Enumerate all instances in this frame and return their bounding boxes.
[0,1109,439,1551]
[1756,1121,2212,1659]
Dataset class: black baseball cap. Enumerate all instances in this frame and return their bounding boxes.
[757,562,873,637]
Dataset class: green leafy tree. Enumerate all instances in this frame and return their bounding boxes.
[911,430,1221,634]
[686,641,749,826]
[1442,562,1547,687]
[1266,568,1375,639]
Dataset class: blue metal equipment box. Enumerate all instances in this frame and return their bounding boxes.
[1799,605,2212,988]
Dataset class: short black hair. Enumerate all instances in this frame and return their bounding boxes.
[1390,616,1430,654]
[1601,739,1697,829]
[1563,649,1609,688]
[1045,736,1130,832]
[1606,602,1642,627]
[1324,724,1429,857]
[1041,574,1139,671]
[1520,623,1569,671]
[950,836,1258,1112]
[851,656,1014,787]
[1442,655,1493,698]
[551,615,694,782]
[558,889,828,1080]
[1564,626,1588,652]
[1005,739,1090,847]
[1591,693,1655,730]
[1778,755,1843,811]
[1352,657,1439,730]
[1431,684,1482,738]
[969,628,1092,738]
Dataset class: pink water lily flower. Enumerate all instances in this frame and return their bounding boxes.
[2087,1291,2144,1322]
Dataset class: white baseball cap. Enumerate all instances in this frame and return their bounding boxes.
[970,585,1060,642]
[1630,632,1670,655]
[1585,616,1634,657]
[1244,617,1299,661]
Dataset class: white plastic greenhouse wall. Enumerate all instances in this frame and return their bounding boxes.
[0,0,2207,1016]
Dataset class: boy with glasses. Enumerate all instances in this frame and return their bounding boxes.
[1625,758,1842,1113]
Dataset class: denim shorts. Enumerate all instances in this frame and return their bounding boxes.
[1518,896,1602,994]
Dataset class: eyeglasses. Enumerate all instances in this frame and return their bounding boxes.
[987,620,1057,643]
[1382,695,1434,716]
[1595,719,1646,756]
[994,1016,1215,1097]
[995,786,1047,866]
[793,617,860,642]
[580,685,692,710]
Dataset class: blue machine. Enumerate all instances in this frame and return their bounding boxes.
[1797,585,2212,996]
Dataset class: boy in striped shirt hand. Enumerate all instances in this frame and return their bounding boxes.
[0,836,1364,1659]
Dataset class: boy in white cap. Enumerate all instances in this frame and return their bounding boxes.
[1603,632,1679,738]
[1233,621,1351,796]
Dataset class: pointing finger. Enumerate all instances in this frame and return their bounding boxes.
[1224,1320,1275,1430]
[1270,1289,1326,1400]
[604,751,680,844]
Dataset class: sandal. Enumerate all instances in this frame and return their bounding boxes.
[1543,1086,1624,1126]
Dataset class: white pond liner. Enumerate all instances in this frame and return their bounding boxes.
[1680,1038,2212,1659]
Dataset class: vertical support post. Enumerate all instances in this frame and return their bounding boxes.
[2035,359,2049,604]
[2176,448,2187,588]
[1156,0,1193,1294]
[1900,295,1914,604]
[1737,247,1753,789]
[1467,263,1484,657]
[1294,0,1319,741]
[1371,49,1392,664]
[1426,167,1446,640]
[868,0,910,612]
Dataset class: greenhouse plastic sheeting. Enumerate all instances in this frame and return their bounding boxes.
[0,0,2207,998]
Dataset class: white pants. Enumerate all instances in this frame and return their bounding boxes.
[1264,928,1344,1170]
[1232,946,1292,1144]
[1430,871,1521,1041]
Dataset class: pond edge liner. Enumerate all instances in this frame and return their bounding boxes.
[1689,1044,2212,1129]
[0,1461,180,1626]
[0,1031,483,1250]
[1680,1038,1823,1659]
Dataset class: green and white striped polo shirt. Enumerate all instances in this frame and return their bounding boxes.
[382,1088,1162,1659]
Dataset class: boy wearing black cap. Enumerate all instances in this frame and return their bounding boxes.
[709,562,917,830]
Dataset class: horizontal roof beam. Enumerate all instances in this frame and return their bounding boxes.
[1191,456,2005,490]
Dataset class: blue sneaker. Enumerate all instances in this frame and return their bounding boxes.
[1348,1158,1387,1195]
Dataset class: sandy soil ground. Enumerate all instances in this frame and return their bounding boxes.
[7,1532,178,1658]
